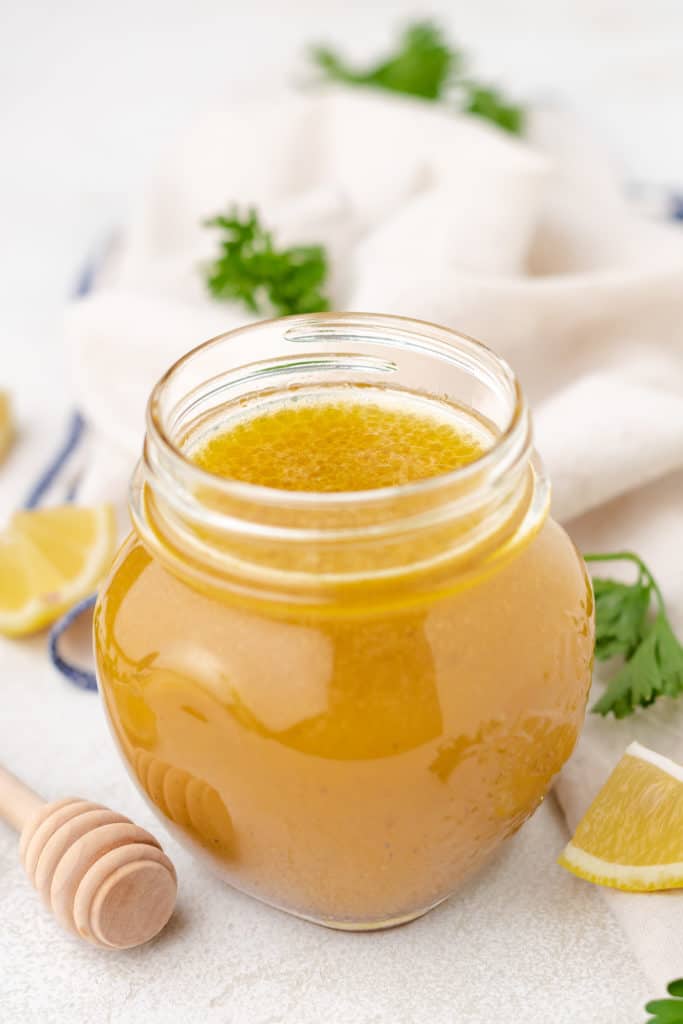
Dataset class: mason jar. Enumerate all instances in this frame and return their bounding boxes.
[94,313,594,930]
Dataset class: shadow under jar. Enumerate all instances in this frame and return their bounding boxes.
[94,313,594,930]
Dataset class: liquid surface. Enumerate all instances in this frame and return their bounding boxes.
[192,389,486,491]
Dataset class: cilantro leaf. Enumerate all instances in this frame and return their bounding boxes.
[311,21,524,135]
[203,207,330,317]
[586,552,683,719]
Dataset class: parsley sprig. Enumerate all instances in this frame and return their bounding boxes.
[586,552,683,719]
[645,978,683,1023]
[312,22,457,101]
[203,208,330,317]
[311,21,524,135]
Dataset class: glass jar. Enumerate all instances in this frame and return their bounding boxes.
[94,313,594,930]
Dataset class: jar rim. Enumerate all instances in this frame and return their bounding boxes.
[146,311,529,509]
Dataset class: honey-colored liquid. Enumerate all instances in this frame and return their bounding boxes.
[193,392,486,490]
[95,387,593,926]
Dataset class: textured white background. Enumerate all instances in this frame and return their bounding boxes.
[2,2,683,1021]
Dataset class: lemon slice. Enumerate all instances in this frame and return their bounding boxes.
[0,504,116,636]
[559,741,683,891]
[0,391,14,462]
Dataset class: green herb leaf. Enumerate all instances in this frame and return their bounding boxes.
[642,979,683,1023]
[593,576,652,661]
[644,998,683,1022]
[311,21,524,135]
[586,552,683,719]
[203,207,330,317]
[464,85,525,136]
[311,22,457,100]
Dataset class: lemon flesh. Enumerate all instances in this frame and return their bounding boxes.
[559,741,683,891]
[0,504,116,636]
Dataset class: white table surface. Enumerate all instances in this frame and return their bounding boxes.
[2,2,682,1021]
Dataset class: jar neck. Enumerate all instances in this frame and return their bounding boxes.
[130,314,550,610]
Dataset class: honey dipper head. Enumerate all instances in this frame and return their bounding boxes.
[20,798,177,949]
[80,844,177,949]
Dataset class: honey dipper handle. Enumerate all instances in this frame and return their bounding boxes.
[0,765,44,833]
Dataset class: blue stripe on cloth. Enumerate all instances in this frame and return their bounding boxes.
[65,473,83,502]
[23,410,87,509]
[31,249,110,690]
[75,260,98,298]
[48,594,98,691]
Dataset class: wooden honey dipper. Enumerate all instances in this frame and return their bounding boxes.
[0,764,177,949]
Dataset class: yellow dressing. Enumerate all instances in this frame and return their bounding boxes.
[193,394,486,491]
[96,383,593,927]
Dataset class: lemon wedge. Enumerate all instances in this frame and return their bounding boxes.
[0,504,116,636]
[559,741,683,891]
[0,391,14,462]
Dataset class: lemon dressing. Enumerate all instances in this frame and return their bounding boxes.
[95,314,594,928]
[192,385,489,492]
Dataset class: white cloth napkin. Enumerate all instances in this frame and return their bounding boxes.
[65,86,683,990]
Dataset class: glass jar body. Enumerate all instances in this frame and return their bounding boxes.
[95,515,592,929]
